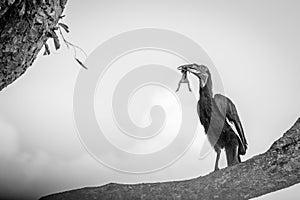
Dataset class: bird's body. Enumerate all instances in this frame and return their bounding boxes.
[179,64,247,171]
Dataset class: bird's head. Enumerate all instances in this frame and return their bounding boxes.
[178,64,210,88]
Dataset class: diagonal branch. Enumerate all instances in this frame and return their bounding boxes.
[40,118,300,200]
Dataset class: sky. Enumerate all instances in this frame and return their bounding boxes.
[0,0,300,199]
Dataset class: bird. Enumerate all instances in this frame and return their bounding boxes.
[178,63,248,171]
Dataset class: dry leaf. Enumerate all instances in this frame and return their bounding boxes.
[43,43,50,55]
[75,58,88,70]
[58,23,69,33]
[53,36,60,50]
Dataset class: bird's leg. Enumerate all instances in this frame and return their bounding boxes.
[214,146,221,171]
[234,145,240,164]
[225,144,240,166]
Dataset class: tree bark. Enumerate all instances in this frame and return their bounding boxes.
[0,0,67,91]
[40,118,300,200]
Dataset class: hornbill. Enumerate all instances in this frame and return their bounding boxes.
[178,64,248,171]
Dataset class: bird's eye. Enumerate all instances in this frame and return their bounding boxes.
[201,65,208,71]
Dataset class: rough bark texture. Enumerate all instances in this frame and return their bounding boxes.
[40,118,300,200]
[0,0,67,91]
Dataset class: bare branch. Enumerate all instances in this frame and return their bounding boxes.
[40,118,300,200]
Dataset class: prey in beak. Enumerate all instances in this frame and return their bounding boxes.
[175,65,192,92]
[179,63,209,88]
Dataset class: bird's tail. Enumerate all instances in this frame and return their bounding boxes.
[237,136,247,155]
[238,154,241,163]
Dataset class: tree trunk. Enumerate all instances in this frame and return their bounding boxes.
[40,118,300,200]
[0,0,67,91]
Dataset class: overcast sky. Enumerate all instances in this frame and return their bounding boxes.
[0,0,300,199]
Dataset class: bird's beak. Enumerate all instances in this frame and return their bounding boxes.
[184,65,198,75]
[184,65,209,87]
[177,66,183,70]
[177,64,193,71]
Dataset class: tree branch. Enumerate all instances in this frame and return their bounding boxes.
[0,0,68,91]
[40,118,300,200]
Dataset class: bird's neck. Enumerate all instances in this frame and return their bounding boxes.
[199,76,213,100]
[198,77,214,131]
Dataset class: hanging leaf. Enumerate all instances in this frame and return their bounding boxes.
[51,33,60,50]
[75,58,88,70]
[43,43,50,55]
[48,30,60,50]
[58,23,69,33]
[53,35,60,50]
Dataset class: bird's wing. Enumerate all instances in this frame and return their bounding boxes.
[214,94,248,154]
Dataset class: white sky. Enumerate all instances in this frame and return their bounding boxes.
[0,0,300,199]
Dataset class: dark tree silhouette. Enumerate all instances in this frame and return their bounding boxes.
[0,0,68,91]
[41,118,300,200]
